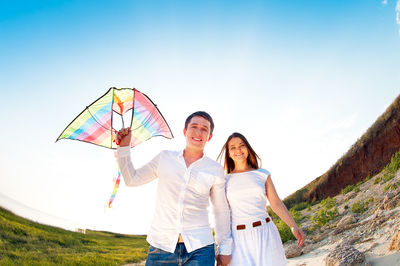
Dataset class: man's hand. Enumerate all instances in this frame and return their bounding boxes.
[216,254,231,266]
[116,128,131,147]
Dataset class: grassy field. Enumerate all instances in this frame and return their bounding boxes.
[0,207,148,265]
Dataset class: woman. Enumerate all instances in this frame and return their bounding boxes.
[218,132,305,265]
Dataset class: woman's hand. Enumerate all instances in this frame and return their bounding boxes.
[116,128,132,147]
[291,226,305,247]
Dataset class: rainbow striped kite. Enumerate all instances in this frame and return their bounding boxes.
[56,87,173,207]
[56,87,173,149]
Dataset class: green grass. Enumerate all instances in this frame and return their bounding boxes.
[0,206,148,265]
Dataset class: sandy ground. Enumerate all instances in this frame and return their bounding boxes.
[287,243,335,265]
[287,225,400,266]
[288,249,400,266]
[127,249,400,266]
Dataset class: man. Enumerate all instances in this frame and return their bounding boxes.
[116,111,232,266]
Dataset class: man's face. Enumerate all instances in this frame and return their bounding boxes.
[183,116,213,151]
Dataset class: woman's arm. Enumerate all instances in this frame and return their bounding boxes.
[265,175,305,247]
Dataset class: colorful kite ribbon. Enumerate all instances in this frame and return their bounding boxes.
[106,156,121,208]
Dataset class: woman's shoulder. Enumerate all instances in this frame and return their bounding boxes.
[254,168,271,177]
[227,168,270,176]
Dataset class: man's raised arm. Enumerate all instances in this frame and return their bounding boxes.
[116,128,159,186]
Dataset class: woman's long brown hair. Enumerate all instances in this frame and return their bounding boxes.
[217,132,261,174]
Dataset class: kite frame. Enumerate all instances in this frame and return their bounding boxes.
[56,87,174,149]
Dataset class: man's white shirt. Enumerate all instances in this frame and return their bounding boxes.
[117,147,232,254]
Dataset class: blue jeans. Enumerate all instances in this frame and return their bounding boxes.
[145,243,215,266]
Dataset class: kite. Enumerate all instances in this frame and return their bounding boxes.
[56,87,173,149]
[56,87,173,207]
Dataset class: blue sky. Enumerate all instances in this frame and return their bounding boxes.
[0,0,399,234]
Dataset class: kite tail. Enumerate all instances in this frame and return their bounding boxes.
[105,157,121,208]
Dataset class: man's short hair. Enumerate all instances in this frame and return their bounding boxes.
[185,111,215,134]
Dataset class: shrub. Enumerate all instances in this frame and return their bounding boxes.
[354,187,360,193]
[383,172,395,183]
[384,151,400,174]
[373,177,382,185]
[321,197,336,209]
[307,225,316,233]
[267,206,278,220]
[310,207,339,227]
[378,151,400,185]
[272,207,303,243]
[311,200,321,206]
[351,200,368,213]
[341,185,355,195]
[275,219,294,243]
[283,187,309,210]
[290,202,310,211]
[289,209,304,222]
[310,197,338,227]
[367,197,374,204]
[384,183,398,192]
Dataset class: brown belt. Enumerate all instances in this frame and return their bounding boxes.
[236,217,271,230]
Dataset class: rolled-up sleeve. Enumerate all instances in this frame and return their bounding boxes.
[210,168,232,255]
[116,146,160,186]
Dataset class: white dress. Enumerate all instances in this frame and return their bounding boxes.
[226,169,287,266]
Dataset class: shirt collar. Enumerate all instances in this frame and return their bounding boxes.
[179,149,206,160]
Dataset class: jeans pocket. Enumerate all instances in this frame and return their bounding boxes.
[148,245,169,255]
[148,245,159,254]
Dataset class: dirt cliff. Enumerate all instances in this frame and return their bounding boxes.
[284,94,400,206]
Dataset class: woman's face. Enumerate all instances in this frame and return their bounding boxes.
[228,137,249,165]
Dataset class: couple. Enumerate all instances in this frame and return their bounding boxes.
[116,111,304,266]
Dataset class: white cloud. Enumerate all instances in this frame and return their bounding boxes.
[396,0,400,32]
[383,0,400,33]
